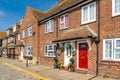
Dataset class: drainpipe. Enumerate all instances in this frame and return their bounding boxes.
[95,0,100,76]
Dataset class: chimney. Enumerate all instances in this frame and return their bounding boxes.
[58,0,64,4]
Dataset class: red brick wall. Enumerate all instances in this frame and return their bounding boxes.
[20,8,39,63]
[39,19,57,66]
[99,0,120,78]
[39,1,98,74]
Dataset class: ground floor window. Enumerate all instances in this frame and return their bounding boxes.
[26,46,32,56]
[44,44,56,57]
[103,38,120,61]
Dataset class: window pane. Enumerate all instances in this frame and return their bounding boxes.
[90,3,95,20]
[83,7,88,22]
[116,39,120,47]
[50,20,54,32]
[105,40,112,59]
[65,15,69,28]
[115,49,120,59]
[115,0,120,13]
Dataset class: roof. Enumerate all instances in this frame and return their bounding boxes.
[28,7,45,20]
[52,26,97,42]
[0,31,7,39]
[38,0,90,22]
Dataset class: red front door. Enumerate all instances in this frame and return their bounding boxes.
[78,43,88,69]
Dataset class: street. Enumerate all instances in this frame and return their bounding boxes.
[0,63,40,80]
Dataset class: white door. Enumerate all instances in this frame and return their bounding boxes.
[20,47,24,61]
[64,43,72,66]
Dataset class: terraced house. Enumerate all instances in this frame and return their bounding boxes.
[20,7,44,63]
[2,20,22,59]
[38,0,120,79]
[1,0,120,79]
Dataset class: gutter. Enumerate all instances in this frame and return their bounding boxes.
[38,0,94,25]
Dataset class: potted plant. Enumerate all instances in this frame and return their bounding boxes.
[68,58,74,72]
[53,57,58,69]
[72,50,76,56]
[57,60,64,69]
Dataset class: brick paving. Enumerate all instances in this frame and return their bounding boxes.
[0,57,116,80]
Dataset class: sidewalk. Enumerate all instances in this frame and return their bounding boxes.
[0,57,115,80]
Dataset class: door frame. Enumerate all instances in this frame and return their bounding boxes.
[64,42,72,66]
[77,39,91,69]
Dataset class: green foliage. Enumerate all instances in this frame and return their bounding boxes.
[69,58,74,64]
[53,57,58,63]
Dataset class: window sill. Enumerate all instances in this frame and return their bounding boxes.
[59,27,69,31]
[101,60,120,63]
[112,14,120,18]
[81,20,96,25]
[44,32,53,35]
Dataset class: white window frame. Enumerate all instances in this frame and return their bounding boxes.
[44,44,56,57]
[13,26,16,32]
[103,38,120,61]
[22,30,25,38]
[112,0,120,16]
[10,37,15,42]
[7,30,9,35]
[45,19,54,34]
[26,46,33,56]
[28,26,32,36]
[60,14,69,29]
[18,33,20,40]
[81,2,96,24]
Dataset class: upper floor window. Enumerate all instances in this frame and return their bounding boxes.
[26,46,33,56]
[18,33,20,40]
[44,44,56,57]
[45,20,54,34]
[60,14,69,29]
[81,2,96,24]
[28,26,32,36]
[7,31,9,35]
[13,26,16,32]
[103,38,120,61]
[22,30,25,38]
[112,0,120,16]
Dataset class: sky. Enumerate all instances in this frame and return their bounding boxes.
[0,0,58,31]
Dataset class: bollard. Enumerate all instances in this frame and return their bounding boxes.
[26,57,28,68]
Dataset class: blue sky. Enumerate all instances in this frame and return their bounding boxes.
[0,0,58,31]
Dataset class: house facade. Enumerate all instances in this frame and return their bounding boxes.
[2,20,22,59]
[39,0,98,74]
[38,0,120,78]
[99,0,120,78]
[20,7,44,64]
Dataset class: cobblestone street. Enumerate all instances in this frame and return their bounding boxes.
[0,63,40,80]
[0,58,115,80]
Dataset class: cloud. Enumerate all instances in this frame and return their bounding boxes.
[0,10,5,16]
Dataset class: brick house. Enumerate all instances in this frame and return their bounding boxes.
[20,7,44,63]
[38,0,120,78]
[1,20,22,59]
[38,0,98,74]
[98,0,120,78]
